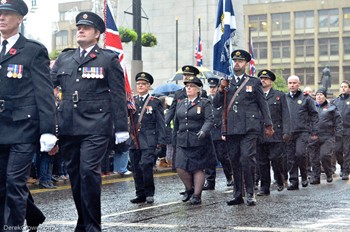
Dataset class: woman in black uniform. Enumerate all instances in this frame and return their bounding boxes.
[174,75,214,204]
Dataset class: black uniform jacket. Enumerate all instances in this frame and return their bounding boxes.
[263,88,291,142]
[332,94,350,135]
[0,34,56,144]
[165,87,207,125]
[129,95,166,150]
[209,95,223,141]
[286,90,318,134]
[51,45,128,136]
[174,97,214,147]
[315,100,342,137]
[212,74,272,136]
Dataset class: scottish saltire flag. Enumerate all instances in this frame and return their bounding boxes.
[213,0,236,76]
[249,34,256,76]
[195,35,203,66]
[103,0,135,111]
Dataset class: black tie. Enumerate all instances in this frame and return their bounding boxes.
[140,96,143,102]
[80,49,86,61]
[0,40,8,60]
[236,77,241,83]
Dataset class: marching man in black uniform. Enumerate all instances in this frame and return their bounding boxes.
[128,72,166,204]
[0,0,57,229]
[256,69,291,196]
[203,77,233,190]
[213,49,274,206]
[309,87,342,184]
[285,75,318,190]
[51,12,129,232]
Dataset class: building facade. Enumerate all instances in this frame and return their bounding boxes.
[244,0,350,93]
[51,0,350,93]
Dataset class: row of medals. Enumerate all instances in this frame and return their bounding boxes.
[82,67,104,79]
[7,64,23,79]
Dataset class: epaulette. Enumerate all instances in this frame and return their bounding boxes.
[27,39,45,47]
[61,48,76,52]
[100,48,119,55]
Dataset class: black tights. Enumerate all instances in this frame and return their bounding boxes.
[177,168,205,196]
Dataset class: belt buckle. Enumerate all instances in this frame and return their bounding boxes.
[72,91,79,103]
[0,100,5,112]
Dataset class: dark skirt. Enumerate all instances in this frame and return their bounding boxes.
[175,143,214,172]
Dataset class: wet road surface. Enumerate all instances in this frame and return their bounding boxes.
[30,170,350,232]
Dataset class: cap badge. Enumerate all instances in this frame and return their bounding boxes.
[262,71,267,75]
[141,73,146,77]
[1,0,7,4]
[189,76,194,80]
[83,14,88,19]
[185,67,190,71]
[236,51,241,56]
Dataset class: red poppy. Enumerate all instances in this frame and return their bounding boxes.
[276,96,280,101]
[9,48,16,55]
[90,53,96,58]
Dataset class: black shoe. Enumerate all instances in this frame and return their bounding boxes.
[146,196,154,204]
[179,191,185,195]
[277,185,284,191]
[226,179,233,186]
[203,182,215,190]
[287,184,299,190]
[182,189,194,202]
[130,196,146,203]
[227,197,244,205]
[256,190,270,196]
[51,176,59,183]
[39,181,57,189]
[326,176,333,183]
[310,179,320,185]
[190,195,201,205]
[246,194,256,206]
[301,180,308,187]
[342,172,349,180]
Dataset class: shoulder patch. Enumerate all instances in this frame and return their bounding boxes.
[27,39,45,47]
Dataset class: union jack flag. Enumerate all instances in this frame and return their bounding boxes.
[195,35,203,66]
[103,0,135,111]
[249,33,256,76]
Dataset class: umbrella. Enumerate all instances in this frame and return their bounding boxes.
[152,83,182,96]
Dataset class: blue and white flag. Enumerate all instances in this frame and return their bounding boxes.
[213,0,236,76]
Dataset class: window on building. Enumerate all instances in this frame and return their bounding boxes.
[344,37,350,55]
[344,66,350,80]
[319,38,339,56]
[272,41,290,59]
[254,41,268,60]
[295,39,314,57]
[55,30,68,48]
[319,9,339,28]
[344,8,350,28]
[295,68,314,85]
[271,13,290,32]
[249,15,267,33]
[295,11,314,29]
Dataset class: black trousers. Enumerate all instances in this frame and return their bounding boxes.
[285,132,309,185]
[61,135,109,232]
[129,149,156,198]
[204,139,232,185]
[257,142,285,192]
[0,144,35,231]
[309,135,334,179]
[226,135,257,198]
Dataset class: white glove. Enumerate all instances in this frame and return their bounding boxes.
[115,131,130,144]
[40,133,58,152]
